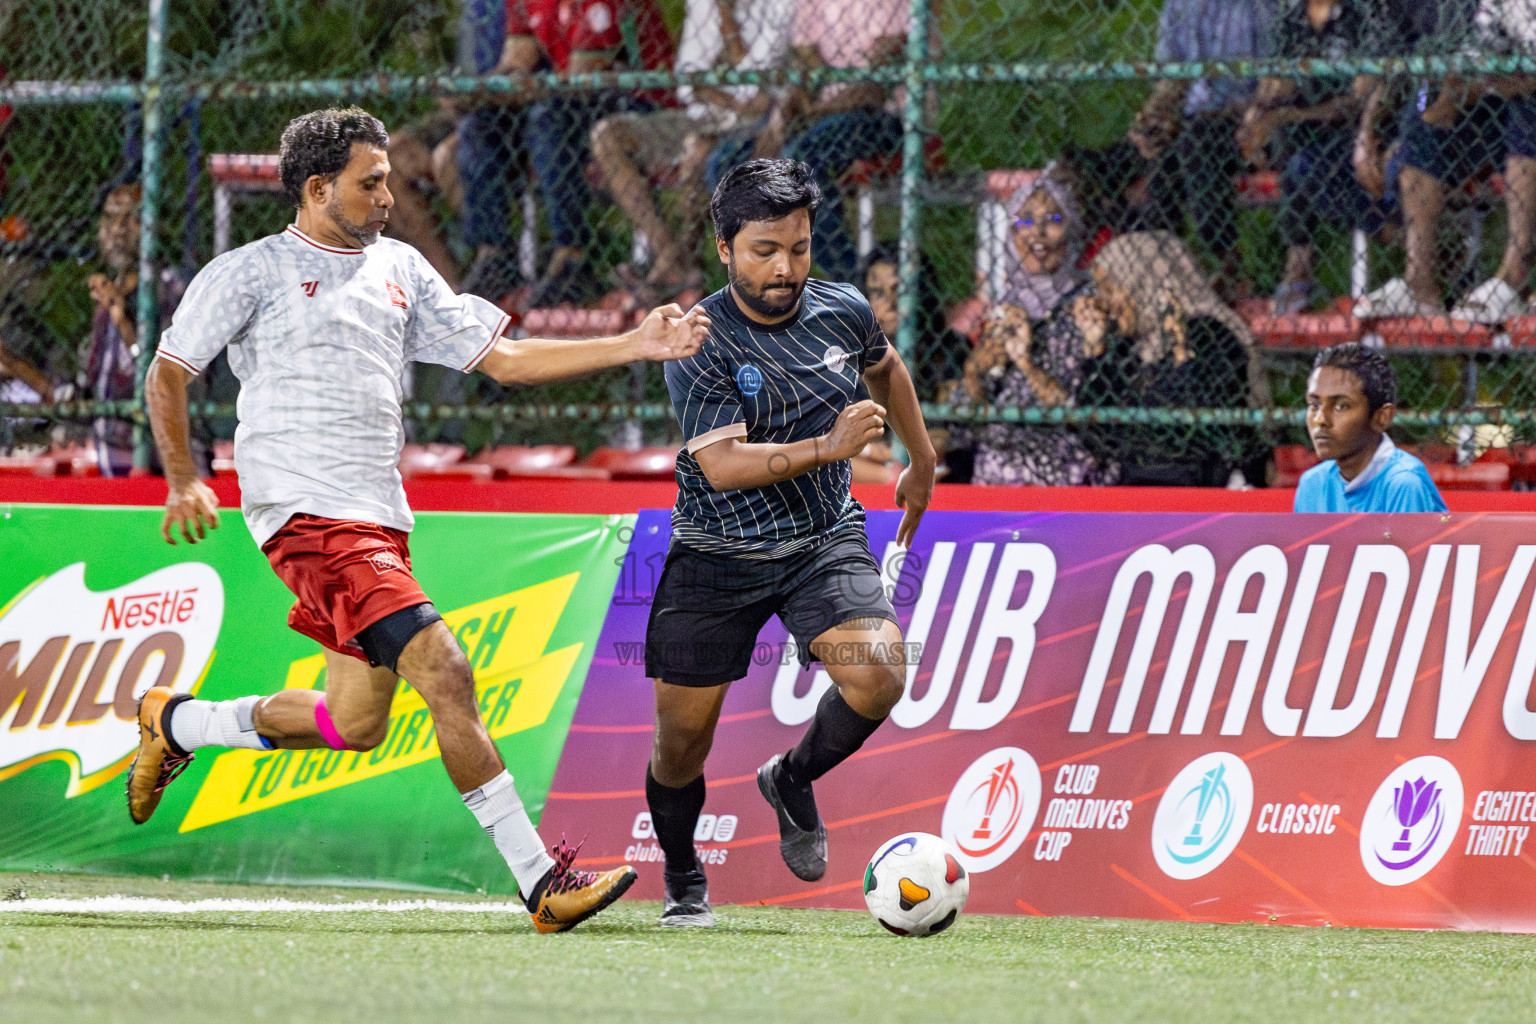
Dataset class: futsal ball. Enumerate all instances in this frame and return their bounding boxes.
[863,832,969,936]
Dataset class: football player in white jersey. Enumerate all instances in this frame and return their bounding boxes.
[128,107,710,933]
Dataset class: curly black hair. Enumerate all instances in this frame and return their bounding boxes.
[1313,343,1397,412]
[278,107,389,210]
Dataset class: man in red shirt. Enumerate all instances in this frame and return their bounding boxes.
[453,0,673,308]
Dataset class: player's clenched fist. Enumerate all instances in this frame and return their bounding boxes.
[161,478,221,545]
[634,303,711,362]
[822,400,886,462]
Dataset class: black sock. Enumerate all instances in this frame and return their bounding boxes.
[646,765,705,876]
[779,689,886,827]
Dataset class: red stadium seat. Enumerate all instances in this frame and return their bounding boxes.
[1271,444,1320,487]
[1249,313,1362,349]
[1427,462,1509,491]
[211,439,236,477]
[1478,445,1536,489]
[1373,317,1494,348]
[580,446,678,481]
[1498,316,1536,347]
[398,443,466,479]
[468,444,578,476]
[0,454,53,476]
[466,444,613,479]
[408,463,494,482]
[1401,443,1458,465]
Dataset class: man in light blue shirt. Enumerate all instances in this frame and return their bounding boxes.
[1294,344,1448,513]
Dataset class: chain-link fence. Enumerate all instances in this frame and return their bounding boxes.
[4,0,1536,484]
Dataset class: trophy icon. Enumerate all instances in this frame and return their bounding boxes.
[972,757,1016,842]
[1184,763,1226,847]
[1391,777,1441,852]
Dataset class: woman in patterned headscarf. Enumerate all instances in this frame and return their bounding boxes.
[1082,231,1266,486]
[958,170,1118,486]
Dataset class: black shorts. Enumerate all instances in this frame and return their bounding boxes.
[644,531,899,687]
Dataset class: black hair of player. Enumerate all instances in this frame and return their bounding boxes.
[1312,343,1397,413]
[710,159,821,248]
[279,107,390,210]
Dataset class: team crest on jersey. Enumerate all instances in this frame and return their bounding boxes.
[364,550,404,575]
[299,281,319,297]
[823,345,850,373]
[736,364,764,396]
[385,281,408,309]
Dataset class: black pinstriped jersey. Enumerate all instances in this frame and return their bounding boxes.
[664,279,890,558]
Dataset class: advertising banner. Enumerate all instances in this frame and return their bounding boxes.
[0,506,629,894]
[542,509,1536,931]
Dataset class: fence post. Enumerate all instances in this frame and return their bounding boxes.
[895,0,930,368]
[133,0,169,469]
[892,0,931,468]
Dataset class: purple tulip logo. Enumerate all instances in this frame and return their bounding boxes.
[1361,756,1463,886]
[1375,774,1445,871]
[1391,777,1441,852]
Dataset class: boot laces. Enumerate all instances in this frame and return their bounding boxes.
[155,751,195,794]
[546,835,599,894]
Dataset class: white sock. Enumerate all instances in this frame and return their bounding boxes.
[463,771,556,901]
[168,696,274,752]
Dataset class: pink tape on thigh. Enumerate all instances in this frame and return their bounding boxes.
[314,696,361,751]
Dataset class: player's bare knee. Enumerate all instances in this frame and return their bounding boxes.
[652,724,712,783]
[869,661,905,714]
[335,712,389,751]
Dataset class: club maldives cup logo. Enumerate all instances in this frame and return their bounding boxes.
[1151,752,1254,880]
[1359,756,1464,886]
[942,747,1042,872]
[0,562,223,796]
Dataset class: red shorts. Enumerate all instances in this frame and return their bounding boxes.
[261,515,431,663]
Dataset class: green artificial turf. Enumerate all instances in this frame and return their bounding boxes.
[2,871,1534,1024]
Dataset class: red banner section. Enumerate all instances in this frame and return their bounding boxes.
[543,510,1536,931]
[4,475,1533,514]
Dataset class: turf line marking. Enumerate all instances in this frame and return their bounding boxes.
[0,897,525,915]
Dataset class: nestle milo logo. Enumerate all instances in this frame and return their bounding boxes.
[0,562,224,796]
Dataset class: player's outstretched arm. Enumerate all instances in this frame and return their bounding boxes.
[693,399,887,493]
[863,347,936,548]
[477,304,710,385]
[145,357,220,545]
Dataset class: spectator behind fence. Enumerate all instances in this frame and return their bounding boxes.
[83,185,211,477]
[517,0,675,308]
[707,0,912,282]
[856,244,967,400]
[1083,231,1261,487]
[956,175,1117,486]
[1294,343,1447,511]
[383,0,499,293]
[1125,0,1274,295]
[422,0,674,310]
[1354,1,1536,322]
[1237,0,1398,314]
[858,243,973,481]
[82,185,144,476]
[592,0,795,304]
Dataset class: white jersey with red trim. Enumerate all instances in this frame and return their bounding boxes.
[157,225,509,546]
